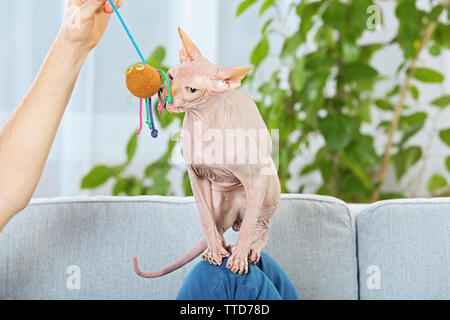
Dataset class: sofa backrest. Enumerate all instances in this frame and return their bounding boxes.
[0,194,358,300]
[265,194,358,299]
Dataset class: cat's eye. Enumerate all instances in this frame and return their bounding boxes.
[189,87,197,93]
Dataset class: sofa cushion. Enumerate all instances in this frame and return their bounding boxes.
[357,198,450,300]
[265,194,358,300]
[0,194,357,300]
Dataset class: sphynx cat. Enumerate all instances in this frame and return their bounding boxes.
[133,28,280,276]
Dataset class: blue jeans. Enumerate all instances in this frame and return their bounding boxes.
[176,251,299,300]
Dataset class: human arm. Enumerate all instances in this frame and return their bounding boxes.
[0,0,124,231]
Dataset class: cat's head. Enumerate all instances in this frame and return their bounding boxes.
[163,28,252,114]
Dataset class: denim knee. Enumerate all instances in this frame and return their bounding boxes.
[177,252,298,300]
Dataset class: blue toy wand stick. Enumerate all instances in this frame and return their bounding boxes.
[108,0,146,64]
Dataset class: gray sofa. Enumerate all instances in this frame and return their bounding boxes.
[0,194,449,300]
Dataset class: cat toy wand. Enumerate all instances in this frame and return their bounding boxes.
[108,0,173,138]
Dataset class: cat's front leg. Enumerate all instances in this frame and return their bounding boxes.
[226,172,279,274]
[226,179,265,274]
[226,207,258,274]
[187,167,230,266]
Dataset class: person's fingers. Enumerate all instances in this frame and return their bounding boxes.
[104,0,112,13]
[81,0,107,19]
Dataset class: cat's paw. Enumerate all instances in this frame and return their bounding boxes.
[226,250,249,274]
[227,244,260,265]
[248,247,262,265]
[201,246,230,266]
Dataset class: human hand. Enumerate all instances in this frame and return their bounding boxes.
[58,0,124,53]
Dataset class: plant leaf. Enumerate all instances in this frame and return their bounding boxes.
[414,67,444,83]
[375,99,394,111]
[322,1,347,32]
[146,46,166,68]
[398,112,427,131]
[113,178,129,196]
[305,52,334,71]
[359,44,383,63]
[387,84,401,97]
[409,85,419,100]
[431,95,450,109]
[145,179,170,196]
[428,5,444,21]
[433,23,450,49]
[397,112,427,145]
[236,0,258,17]
[377,120,390,132]
[349,0,373,36]
[318,160,332,183]
[340,154,372,189]
[301,163,318,175]
[393,146,422,180]
[341,37,359,63]
[261,19,273,34]
[342,62,378,81]
[427,174,447,193]
[127,179,143,196]
[292,58,306,91]
[281,31,302,61]
[429,43,441,56]
[446,156,450,173]
[126,133,138,161]
[346,135,380,166]
[251,36,269,69]
[298,1,323,41]
[259,0,274,16]
[183,171,193,196]
[304,72,329,101]
[396,0,421,59]
[318,113,359,154]
[439,128,450,146]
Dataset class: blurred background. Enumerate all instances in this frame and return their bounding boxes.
[0,0,449,202]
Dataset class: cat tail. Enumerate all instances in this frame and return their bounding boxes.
[133,238,207,278]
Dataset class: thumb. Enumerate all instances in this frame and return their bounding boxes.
[81,0,107,19]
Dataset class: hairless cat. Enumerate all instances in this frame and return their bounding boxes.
[133,28,281,276]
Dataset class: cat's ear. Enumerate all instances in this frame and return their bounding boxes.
[178,27,202,63]
[212,67,253,92]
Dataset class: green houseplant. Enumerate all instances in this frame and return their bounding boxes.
[82,0,450,202]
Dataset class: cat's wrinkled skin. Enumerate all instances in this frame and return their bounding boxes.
[133,28,280,277]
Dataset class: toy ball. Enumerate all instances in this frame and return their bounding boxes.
[126,64,161,99]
